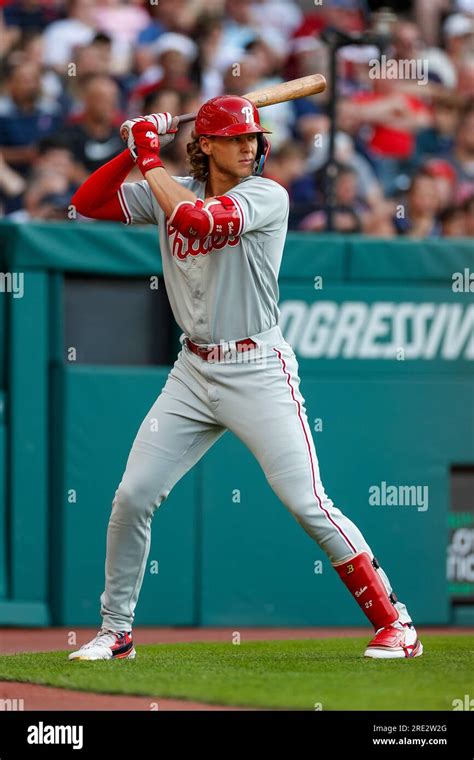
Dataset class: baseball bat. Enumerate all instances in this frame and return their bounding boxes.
[121,74,327,140]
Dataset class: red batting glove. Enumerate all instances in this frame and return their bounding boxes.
[129,120,164,175]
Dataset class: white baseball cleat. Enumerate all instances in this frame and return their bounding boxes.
[68,628,136,661]
[364,621,423,659]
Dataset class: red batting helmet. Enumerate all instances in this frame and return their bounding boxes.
[195,95,272,175]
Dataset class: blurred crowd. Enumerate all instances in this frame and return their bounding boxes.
[0,0,473,237]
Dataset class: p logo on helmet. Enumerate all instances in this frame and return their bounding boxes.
[241,106,253,124]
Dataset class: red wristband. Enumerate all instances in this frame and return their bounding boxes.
[137,154,164,175]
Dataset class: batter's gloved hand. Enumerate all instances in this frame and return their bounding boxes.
[120,112,179,169]
[121,118,162,175]
[143,112,179,148]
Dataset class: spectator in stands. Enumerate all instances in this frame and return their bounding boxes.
[393,170,440,238]
[143,89,182,125]
[322,0,366,35]
[191,14,227,100]
[423,158,458,214]
[0,152,26,217]
[351,76,432,195]
[264,142,308,195]
[73,34,114,81]
[67,34,132,115]
[391,18,424,60]
[298,164,365,233]
[250,0,303,57]
[0,61,62,178]
[131,33,198,110]
[415,0,451,46]
[55,74,123,174]
[297,108,384,211]
[4,29,70,117]
[363,199,397,238]
[0,10,21,61]
[134,0,197,76]
[449,102,474,201]
[462,194,474,236]
[456,52,474,96]
[416,92,461,162]
[136,0,199,47]
[94,0,150,75]
[439,205,466,236]
[221,56,261,98]
[220,0,258,52]
[2,0,61,35]
[389,18,456,90]
[7,172,72,222]
[443,13,474,74]
[41,0,98,73]
[33,134,83,192]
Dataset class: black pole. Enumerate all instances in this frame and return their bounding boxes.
[324,30,342,232]
[321,24,390,232]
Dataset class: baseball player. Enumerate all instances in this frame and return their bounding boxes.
[68,96,423,662]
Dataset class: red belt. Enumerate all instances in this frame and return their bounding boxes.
[185,337,257,362]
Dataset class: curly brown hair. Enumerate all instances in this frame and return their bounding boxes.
[186,131,210,182]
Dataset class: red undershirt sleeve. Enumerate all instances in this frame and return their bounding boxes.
[71,149,135,223]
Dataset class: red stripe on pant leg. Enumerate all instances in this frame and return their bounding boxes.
[118,185,132,224]
[273,347,356,554]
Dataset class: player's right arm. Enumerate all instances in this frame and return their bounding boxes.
[71,112,185,225]
[71,149,135,224]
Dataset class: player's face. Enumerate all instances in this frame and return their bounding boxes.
[203,134,258,179]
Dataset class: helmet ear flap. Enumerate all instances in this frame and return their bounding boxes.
[254,134,271,176]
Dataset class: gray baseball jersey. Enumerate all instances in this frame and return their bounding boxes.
[120,175,289,343]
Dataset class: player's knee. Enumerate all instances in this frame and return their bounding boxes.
[112,481,159,519]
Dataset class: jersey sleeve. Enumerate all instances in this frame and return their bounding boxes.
[119,180,157,225]
[226,178,289,235]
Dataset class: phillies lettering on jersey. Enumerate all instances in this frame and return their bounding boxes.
[167,220,241,260]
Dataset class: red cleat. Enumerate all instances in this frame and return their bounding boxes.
[364,623,423,659]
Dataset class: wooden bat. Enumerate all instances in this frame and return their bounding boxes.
[121,74,326,140]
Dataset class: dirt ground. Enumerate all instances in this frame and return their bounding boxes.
[0,626,471,711]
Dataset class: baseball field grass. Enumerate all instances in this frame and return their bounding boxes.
[0,635,471,710]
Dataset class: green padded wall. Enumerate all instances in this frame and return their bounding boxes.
[50,366,199,626]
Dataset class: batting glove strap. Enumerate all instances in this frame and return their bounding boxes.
[144,112,176,135]
[144,113,178,149]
